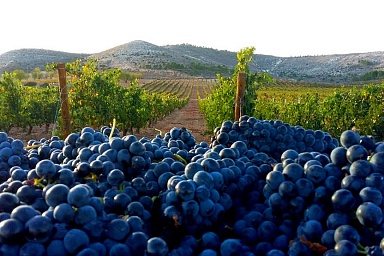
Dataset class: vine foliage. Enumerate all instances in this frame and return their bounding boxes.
[199,47,273,132]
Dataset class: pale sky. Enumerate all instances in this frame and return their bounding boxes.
[0,0,383,57]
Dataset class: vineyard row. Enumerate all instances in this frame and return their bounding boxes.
[1,61,217,138]
[199,78,384,141]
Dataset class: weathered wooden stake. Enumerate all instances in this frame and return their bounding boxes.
[57,63,71,138]
[235,71,246,121]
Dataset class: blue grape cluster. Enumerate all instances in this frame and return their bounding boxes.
[0,116,383,255]
[211,116,339,160]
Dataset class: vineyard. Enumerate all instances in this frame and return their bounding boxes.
[140,78,217,99]
[2,59,384,143]
[253,81,384,141]
[0,61,202,139]
[0,62,217,143]
[196,47,384,142]
[2,52,384,255]
[135,77,384,146]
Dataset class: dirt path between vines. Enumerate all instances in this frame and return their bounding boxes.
[8,82,213,145]
[136,81,213,144]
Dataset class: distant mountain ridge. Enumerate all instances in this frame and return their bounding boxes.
[0,49,89,74]
[0,40,383,83]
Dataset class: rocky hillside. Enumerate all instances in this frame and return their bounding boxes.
[259,52,384,83]
[0,49,89,73]
[89,41,238,78]
[1,40,383,83]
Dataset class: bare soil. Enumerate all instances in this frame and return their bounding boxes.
[136,82,213,143]
[7,82,213,145]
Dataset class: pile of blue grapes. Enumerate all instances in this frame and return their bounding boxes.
[0,115,384,255]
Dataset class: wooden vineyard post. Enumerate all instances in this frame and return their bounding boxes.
[234,71,246,121]
[57,63,71,138]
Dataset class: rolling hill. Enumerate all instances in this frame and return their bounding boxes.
[0,40,383,83]
[0,49,89,74]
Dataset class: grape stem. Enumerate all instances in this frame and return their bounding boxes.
[154,128,162,136]
[24,144,43,150]
[109,118,117,140]
[173,154,187,165]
